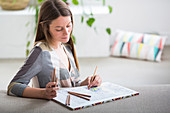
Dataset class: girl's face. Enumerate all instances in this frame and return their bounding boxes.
[49,16,72,44]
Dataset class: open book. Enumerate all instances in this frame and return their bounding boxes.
[52,82,139,110]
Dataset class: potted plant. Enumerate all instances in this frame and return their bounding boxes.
[0,0,30,10]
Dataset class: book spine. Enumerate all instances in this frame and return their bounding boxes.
[73,92,139,111]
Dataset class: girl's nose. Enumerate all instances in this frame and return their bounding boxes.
[63,27,69,35]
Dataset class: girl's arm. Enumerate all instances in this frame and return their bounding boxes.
[23,82,59,99]
[7,46,43,97]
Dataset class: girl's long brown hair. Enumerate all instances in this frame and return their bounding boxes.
[35,0,79,70]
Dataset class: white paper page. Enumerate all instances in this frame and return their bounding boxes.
[53,82,139,109]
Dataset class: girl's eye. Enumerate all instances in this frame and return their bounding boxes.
[55,28,63,31]
[55,24,72,31]
[67,24,72,28]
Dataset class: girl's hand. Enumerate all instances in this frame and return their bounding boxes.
[43,82,59,99]
[80,75,102,88]
[88,75,102,89]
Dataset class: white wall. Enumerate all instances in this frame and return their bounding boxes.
[0,8,35,58]
[105,0,170,45]
[28,0,170,45]
[0,0,170,58]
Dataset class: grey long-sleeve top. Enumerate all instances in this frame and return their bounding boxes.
[7,42,81,97]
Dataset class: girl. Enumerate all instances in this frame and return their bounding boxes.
[7,0,102,100]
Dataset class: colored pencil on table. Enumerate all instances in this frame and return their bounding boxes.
[68,91,91,97]
[68,91,91,101]
[68,95,70,105]
[66,95,70,105]
[66,95,68,105]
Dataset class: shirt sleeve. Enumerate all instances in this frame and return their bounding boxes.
[7,46,43,97]
[75,79,82,86]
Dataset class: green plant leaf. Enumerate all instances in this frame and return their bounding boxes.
[35,6,39,34]
[35,6,39,24]
[106,28,111,35]
[26,49,30,57]
[108,5,113,14]
[27,41,31,47]
[71,34,76,44]
[62,0,68,3]
[81,16,84,23]
[38,0,45,4]
[72,0,79,5]
[86,18,95,27]
[103,0,105,6]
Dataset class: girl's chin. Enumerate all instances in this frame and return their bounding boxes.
[62,39,70,43]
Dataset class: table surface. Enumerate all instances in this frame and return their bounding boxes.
[0,84,170,113]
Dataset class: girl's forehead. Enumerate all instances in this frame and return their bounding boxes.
[50,16,71,26]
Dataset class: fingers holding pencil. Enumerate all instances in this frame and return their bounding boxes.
[88,66,102,89]
[43,68,60,99]
[45,82,59,99]
[88,66,97,89]
[88,75,102,89]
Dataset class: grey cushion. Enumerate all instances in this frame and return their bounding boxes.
[0,84,170,113]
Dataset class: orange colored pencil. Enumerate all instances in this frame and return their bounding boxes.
[66,95,70,105]
[53,68,55,82]
[68,91,91,97]
[91,66,98,83]
[51,68,58,87]
[68,92,90,101]
[51,70,53,82]
[68,95,70,105]
[55,78,58,87]
[88,66,98,89]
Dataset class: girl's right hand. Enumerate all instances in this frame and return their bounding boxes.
[43,82,59,99]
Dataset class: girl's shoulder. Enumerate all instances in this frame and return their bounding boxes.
[35,41,52,51]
